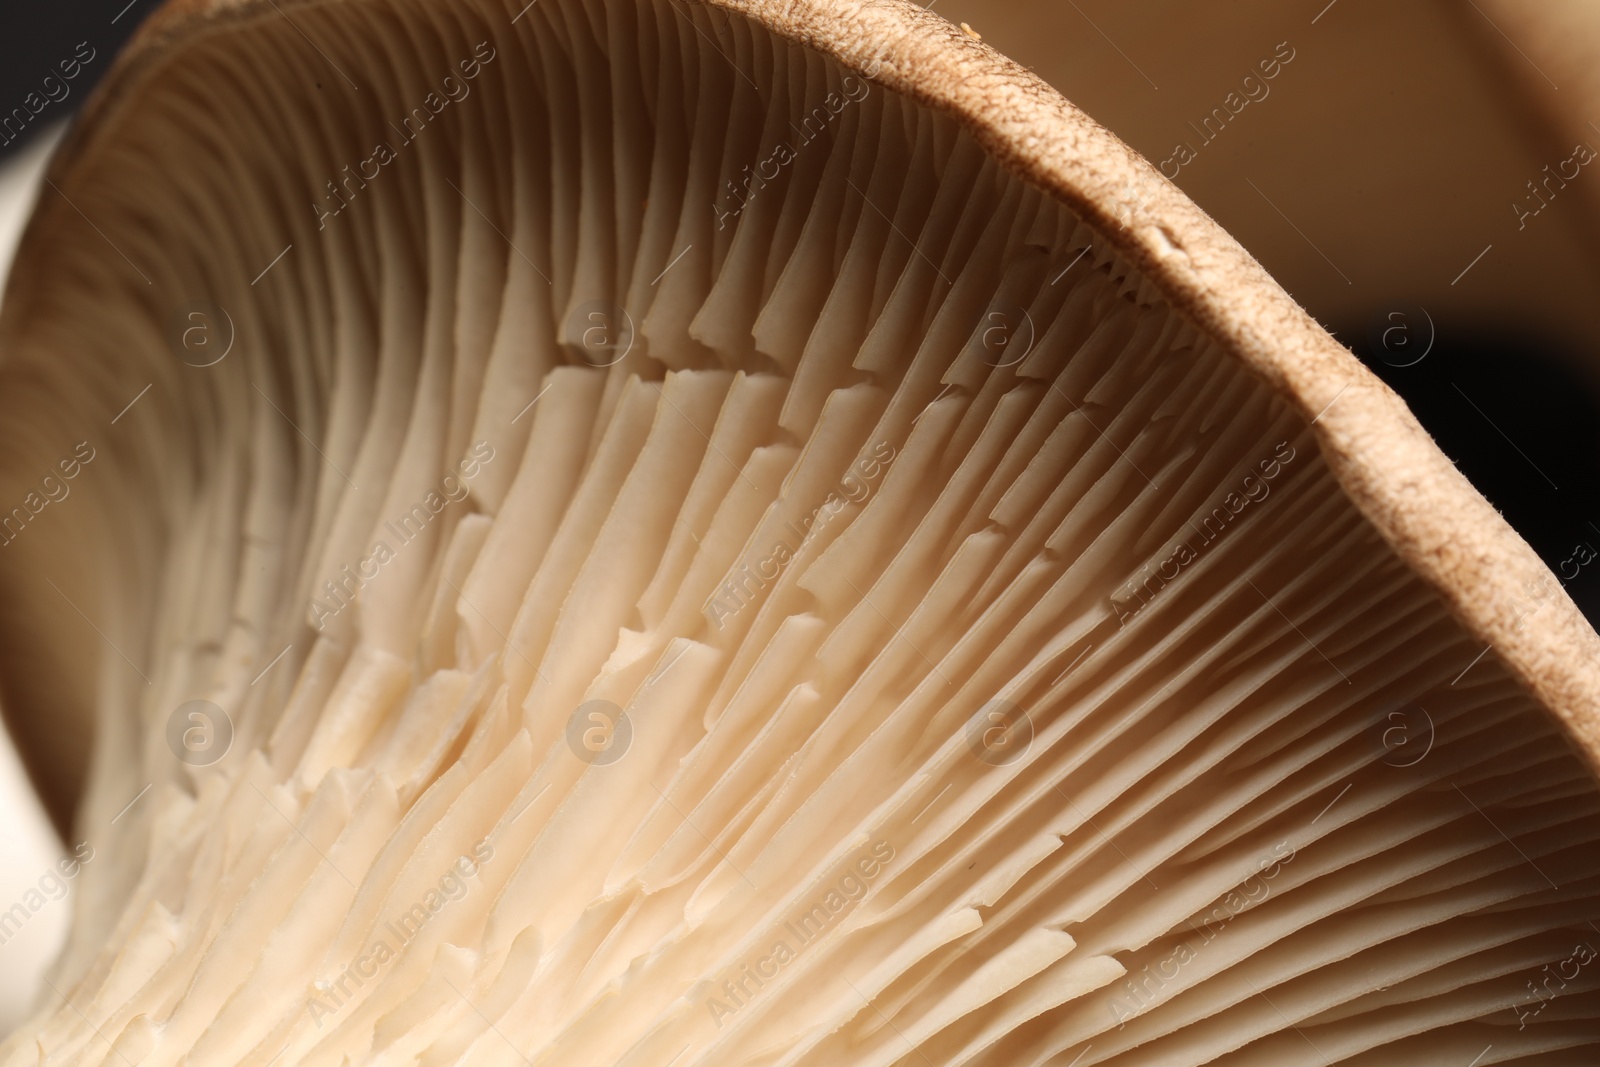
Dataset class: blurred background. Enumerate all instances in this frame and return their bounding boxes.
[1,0,1598,1032]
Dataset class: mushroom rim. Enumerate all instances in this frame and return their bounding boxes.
[4,0,1598,774]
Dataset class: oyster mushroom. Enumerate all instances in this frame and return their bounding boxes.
[0,0,1598,1064]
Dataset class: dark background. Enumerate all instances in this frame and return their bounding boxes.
[0,3,148,161]
[5,0,1599,622]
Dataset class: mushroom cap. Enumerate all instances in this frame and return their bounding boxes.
[10,0,1597,767]
[0,0,1593,1062]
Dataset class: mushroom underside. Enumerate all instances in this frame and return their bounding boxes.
[0,0,1596,1064]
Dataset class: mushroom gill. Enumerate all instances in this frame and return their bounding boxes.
[0,0,1597,1064]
